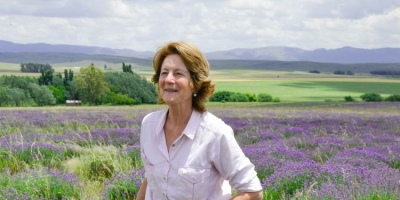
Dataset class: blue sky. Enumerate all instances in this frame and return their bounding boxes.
[1,0,399,52]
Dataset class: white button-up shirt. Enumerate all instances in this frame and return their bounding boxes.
[140,109,262,200]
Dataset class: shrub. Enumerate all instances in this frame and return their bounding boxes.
[344,96,356,102]
[272,97,281,102]
[360,93,383,102]
[257,93,273,102]
[245,93,257,102]
[230,93,249,102]
[210,91,234,102]
[385,94,400,102]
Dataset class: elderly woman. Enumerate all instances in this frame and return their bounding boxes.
[137,41,263,200]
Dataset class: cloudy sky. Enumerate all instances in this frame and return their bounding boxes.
[1,0,399,52]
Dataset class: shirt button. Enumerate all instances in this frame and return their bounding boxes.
[164,176,166,180]
[172,144,175,147]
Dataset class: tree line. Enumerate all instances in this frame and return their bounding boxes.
[370,70,400,76]
[20,63,53,73]
[0,63,157,107]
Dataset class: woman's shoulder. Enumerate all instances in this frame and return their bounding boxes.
[201,111,233,135]
[142,108,168,124]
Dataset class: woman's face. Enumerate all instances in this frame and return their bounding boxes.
[159,54,193,108]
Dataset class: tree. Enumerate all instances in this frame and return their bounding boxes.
[28,83,56,106]
[0,75,36,90]
[68,69,74,81]
[76,64,110,105]
[104,72,157,104]
[48,85,66,104]
[0,87,30,106]
[122,63,133,74]
[38,69,54,85]
[20,63,53,73]
[52,73,64,87]
[64,80,81,101]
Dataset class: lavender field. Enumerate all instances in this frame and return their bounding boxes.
[0,102,399,199]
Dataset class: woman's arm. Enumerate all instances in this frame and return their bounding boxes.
[136,178,147,200]
[231,191,263,200]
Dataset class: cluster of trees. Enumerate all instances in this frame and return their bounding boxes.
[0,63,157,107]
[370,70,400,76]
[309,70,320,74]
[0,76,56,106]
[334,70,354,75]
[210,91,280,103]
[20,63,53,73]
[309,69,400,76]
[344,93,400,102]
[309,70,355,75]
[122,63,133,74]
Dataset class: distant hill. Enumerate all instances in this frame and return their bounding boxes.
[205,46,400,63]
[1,40,400,74]
[1,52,400,74]
[1,40,400,63]
[0,40,153,59]
[0,52,151,65]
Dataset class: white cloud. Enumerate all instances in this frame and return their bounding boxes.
[0,0,399,52]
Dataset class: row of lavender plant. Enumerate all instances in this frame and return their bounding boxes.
[0,102,399,199]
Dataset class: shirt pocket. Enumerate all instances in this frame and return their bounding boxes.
[176,167,211,199]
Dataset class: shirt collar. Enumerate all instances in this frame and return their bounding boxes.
[156,108,201,140]
[182,110,201,140]
[155,108,169,138]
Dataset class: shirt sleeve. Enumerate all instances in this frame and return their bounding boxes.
[140,117,150,179]
[212,125,263,192]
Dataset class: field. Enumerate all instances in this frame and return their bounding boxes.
[2,61,400,103]
[0,102,399,199]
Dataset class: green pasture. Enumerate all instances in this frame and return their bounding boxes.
[214,80,400,102]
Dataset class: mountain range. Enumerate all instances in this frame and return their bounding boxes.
[1,40,400,64]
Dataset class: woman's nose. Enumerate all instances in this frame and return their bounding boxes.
[165,72,175,82]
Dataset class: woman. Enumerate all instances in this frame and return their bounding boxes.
[137,41,263,200]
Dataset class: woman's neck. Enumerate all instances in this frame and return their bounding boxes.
[166,105,193,126]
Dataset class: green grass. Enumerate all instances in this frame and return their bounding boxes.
[214,80,400,102]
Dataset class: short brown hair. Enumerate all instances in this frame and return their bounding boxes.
[152,41,215,112]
